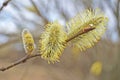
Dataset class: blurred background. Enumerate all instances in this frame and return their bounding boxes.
[0,0,119,80]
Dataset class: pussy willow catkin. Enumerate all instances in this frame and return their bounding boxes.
[66,9,108,52]
[39,21,67,63]
[90,61,102,76]
[29,9,108,63]
[22,29,35,55]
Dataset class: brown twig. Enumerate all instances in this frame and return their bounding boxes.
[66,27,95,42]
[0,0,12,12]
[0,54,40,71]
[0,27,95,71]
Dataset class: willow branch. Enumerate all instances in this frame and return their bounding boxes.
[66,27,95,42]
[0,0,12,12]
[0,27,95,72]
[0,54,40,71]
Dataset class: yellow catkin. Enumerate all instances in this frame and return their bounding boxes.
[22,29,35,55]
[66,9,108,53]
[90,61,102,76]
[39,21,67,63]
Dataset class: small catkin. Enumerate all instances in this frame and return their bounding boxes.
[66,9,108,52]
[22,29,35,55]
[39,21,67,63]
[90,61,102,76]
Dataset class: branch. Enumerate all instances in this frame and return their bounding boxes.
[0,0,12,12]
[0,54,40,71]
[30,0,49,24]
[0,27,95,71]
[66,27,95,42]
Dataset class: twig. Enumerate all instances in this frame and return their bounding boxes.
[66,27,95,42]
[0,27,95,71]
[0,0,12,12]
[0,54,40,71]
[30,0,49,24]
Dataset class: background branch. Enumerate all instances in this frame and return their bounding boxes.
[0,0,12,12]
[30,0,49,24]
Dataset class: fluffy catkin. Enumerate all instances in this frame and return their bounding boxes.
[66,9,108,52]
[39,21,67,63]
[22,29,35,55]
